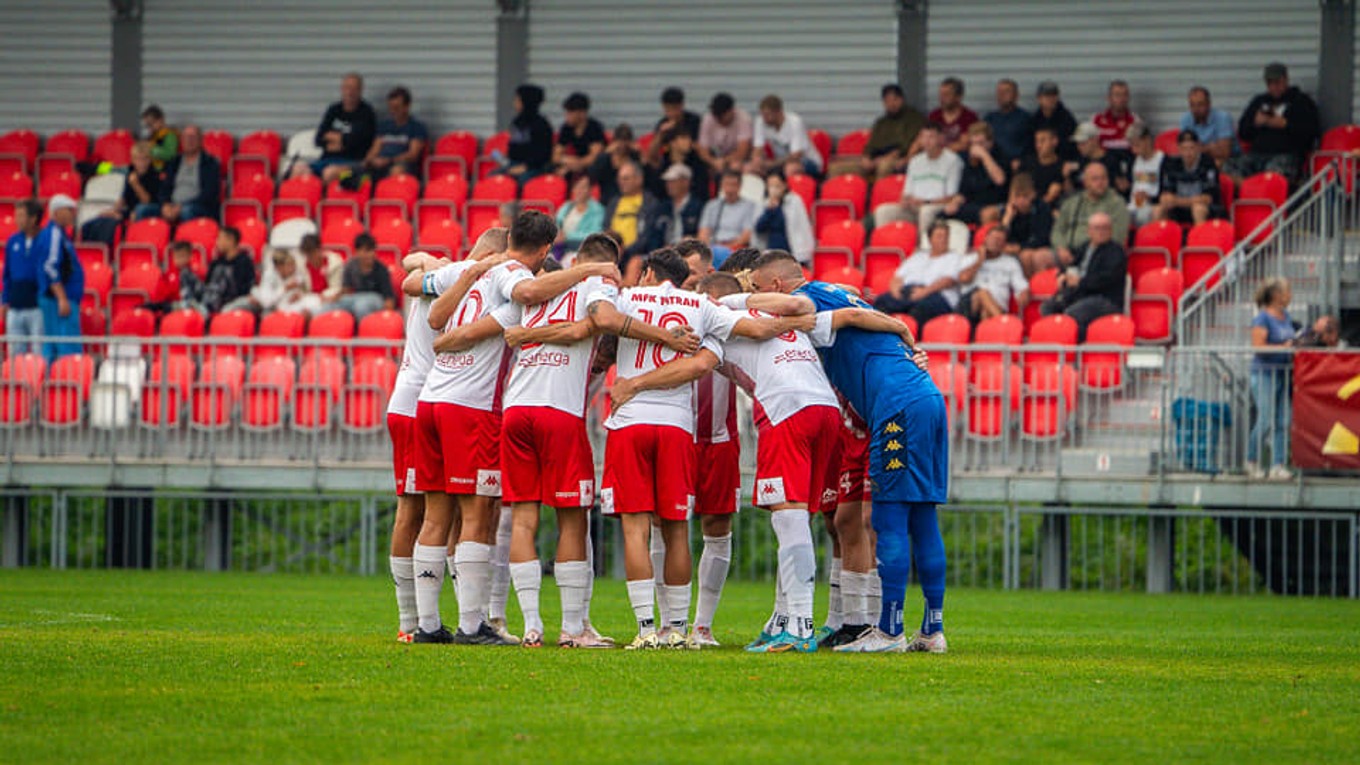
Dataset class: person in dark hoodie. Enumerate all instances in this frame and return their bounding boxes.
[1226,62,1320,184]
[1029,80,1079,164]
[310,72,378,183]
[501,84,555,184]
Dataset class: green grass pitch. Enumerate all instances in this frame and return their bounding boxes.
[2,569,1358,764]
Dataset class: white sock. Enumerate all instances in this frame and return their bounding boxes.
[764,561,789,635]
[556,560,589,635]
[626,578,656,635]
[663,584,691,633]
[445,554,458,586]
[866,569,883,627]
[454,541,492,635]
[694,534,731,631]
[411,544,446,633]
[488,508,513,621]
[650,530,671,626]
[583,530,596,626]
[509,561,543,635]
[390,556,417,634]
[825,556,844,630]
[772,511,816,639]
[841,570,869,627]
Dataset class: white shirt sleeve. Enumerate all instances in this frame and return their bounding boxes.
[701,300,742,342]
[787,114,810,155]
[718,294,750,311]
[1009,259,1030,295]
[585,281,620,307]
[490,301,521,328]
[958,253,980,284]
[808,311,837,348]
[753,120,767,149]
[497,262,535,302]
[423,261,469,297]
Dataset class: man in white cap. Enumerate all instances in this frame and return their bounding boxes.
[35,194,84,362]
[649,163,704,248]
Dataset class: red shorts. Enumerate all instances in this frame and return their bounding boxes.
[387,411,418,496]
[838,415,872,504]
[501,406,595,507]
[695,439,741,516]
[414,400,503,496]
[756,405,843,512]
[601,424,695,521]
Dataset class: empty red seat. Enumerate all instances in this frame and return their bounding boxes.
[928,360,966,427]
[256,310,306,360]
[79,305,106,349]
[835,129,870,158]
[242,356,297,431]
[0,129,40,174]
[140,354,195,428]
[820,266,865,292]
[110,306,157,340]
[1021,362,1077,440]
[206,309,258,358]
[93,129,135,166]
[1080,314,1135,391]
[321,217,366,256]
[307,310,355,358]
[966,362,1021,440]
[272,175,323,224]
[1130,268,1184,344]
[785,173,817,216]
[235,130,282,178]
[869,174,907,213]
[110,263,162,318]
[201,130,235,168]
[0,353,47,426]
[1024,268,1060,333]
[427,131,479,179]
[75,242,108,271]
[158,308,206,357]
[973,314,1024,365]
[83,260,113,310]
[371,216,413,253]
[863,248,903,298]
[1232,172,1287,244]
[293,355,345,431]
[191,355,246,430]
[921,314,972,346]
[235,217,267,261]
[418,218,465,257]
[466,175,519,235]
[1026,314,1078,364]
[355,310,404,364]
[43,130,91,165]
[1180,219,1234,290]
[41,354,95,427]
[811,249,854,281]
[812,174,868,235]
[174,217,219,256]
[808,130,832,168]
[0,170,32,200]
[343,356,399,432]
[38,170,81,201]
[475,131,511,179]
[326,177,371,207]
[522,174,568,209]
[817,219,866,263]
[423,173,469,214]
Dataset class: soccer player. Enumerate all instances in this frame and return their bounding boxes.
[750,251,949,653]
[591,248,803,650]
[409,211,618,644]
[495,233,698,647]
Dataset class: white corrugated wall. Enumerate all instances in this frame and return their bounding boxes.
[526,0,898,137]
[141,0,498,138]
[0,2,110,134]
[927,0,1321,135]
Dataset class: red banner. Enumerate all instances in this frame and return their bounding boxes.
[1291,351,1360,469]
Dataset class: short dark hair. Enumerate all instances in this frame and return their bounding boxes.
[17,198,42,222]
[661,87,685,106]
[563,91,590,112]
[719,247,762,274]
[353,232,376,251]
[709,92,735,117]
[1034,126,1058,139]
[577,232,620,263]
[387,86,411,105]
[539,258,563,273]
[674,238,712,265]
[299,234,320,252]
[643,247,690,287]
[220,226,241,246]
[1176,129,1200,144]
[169,240,194,255]
[1188,85,1211,101]
[881,83,904,99]
[697,272,742,298]
[941,77,964,97]
[141,104,164,121]
[509,210,558,251]
[759,94,783,112]
[921,121,945,134]
[720,169,743,184]
[998,78,1018,92]
[1108,79,1129,92]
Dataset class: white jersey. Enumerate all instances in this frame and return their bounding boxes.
[503,275,613,418]
[717,294,840,427]
[592,281,742,433]
[387,294,442,417]
[418,260,533,411]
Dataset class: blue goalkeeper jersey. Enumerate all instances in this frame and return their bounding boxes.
[795,280,939,422]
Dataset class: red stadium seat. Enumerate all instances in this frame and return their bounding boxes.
[272,175,323,224]
[256,310,306,360]
[293,354,344,431]
[174,217,219,256]
[808,130,832,168]
[82,261,113,310]
[1180,219,1234,290]
[235,217,267,262]
[427,131,478,179]
[191,355,246,430]
[307,310,355,358]
[1232,172,1287,244]
[158,308,206,358]
[38,171,81,201]
[966,362,1021,440]
[343,356,399,432]
[0,129,41,174]
[230,172,275,216]
[1154,128,1180,157]
[41,353,95,427]
[126,216,171,251]
[75,242,108,271]
[321,217,366,256]
[0,353,47,426]
[110,263,162,318]
[891,314,919,342]
[811,248,853,281]
[0,210,17,241]
[862,247,903,298]
[928,360,966,427]
[201,130,235,168]
[835,129,870,158]
[817,219,866,263]
[206,309,258,358]
[43,130,91,165]
[972,222,998,250]
[388,261,406,309]
[1026,314,1078,364]
[786,173,816,216]
[79,305,106,349]
[1021,362,1077,440]
[522,174,568,209]
[812,174,868,235]
[422,173,469,216]
[373,174,420,215]
[1025,268,1060,332]
[868,219,917,254]
[318,199,361,234]
[140,355,195,428]
[476,132,511,179]
[242,356,297,431]
[1130,267,1184,344]
[366,198,407,231]
[418,218,465,256]
[355,310,404,365]
[0,170,33,201]
[922,314,972,346]
[371,217,413,253]
[1080,314,1135,391]
[235,130,282,178]
[326,177,371,208]
[1132,220,1182,270]
[821,266,865,292]
[869,174,906,212]
[223,197,265,228]
[973,314,1024,365]
[93,129,135,166]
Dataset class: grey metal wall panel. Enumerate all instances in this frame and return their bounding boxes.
[142,0,497,138]
[927,0,1321,135]
[527,0,898,137]
[0,2,110,134]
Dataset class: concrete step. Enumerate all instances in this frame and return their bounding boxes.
[1058,447,1154,476]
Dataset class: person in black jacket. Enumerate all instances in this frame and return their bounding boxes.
[157,125,221,224]
[195,227,256,316]
[311,72,378,183]
[1030,80,1079,162]
[501,83,554,183]
[1040,211,1126,341]
[1226,63,1320,184]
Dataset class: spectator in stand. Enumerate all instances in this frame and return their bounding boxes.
[2,199,45,354]
[603,161,661,268]
[554,174,606,255]
[363,86,428,179]
[1227,62,1321,184]
[873,219,966,326]
[646,164,705,250]
[872,122,962,232]
[500,83,554,183]
[1156,130,1224,226]
[957,224,1029,324]
[1041,211,1126,341]
[329,233,394,320]
[753,171,814,265]
[1092,80,1139,157]
[1001,173,1055,276]
[590,123,640,205]
[195,226,256,316]
[1066,122,1131,198]
[1246,277,1296,480]
[1180,86,1236,164]
[251,248,322,316]
[156,125,220,224]
[553,91,606,181]
[35,195,83,362]
[1295,315,1343,349]
[928,77,979,154]
[951,122,1009,225]
[643,123,708,202]
[81,142,162,245]
[298,234,344,304]
[749,94,823,178]
[699,170,760,266]
[696,92,754,175]
[146,241,197,314]
[842,83,924,180]
[1018,126,1066,206]
[650,87,703,160]
[1031,80,1079,161]
[1052,163,1130,269]
[985,78,1032,167]
[1125,123,1164,227]
[309,72,377,183]
[140,104,178,170]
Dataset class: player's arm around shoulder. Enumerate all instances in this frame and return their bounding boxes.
[829,308,929,369]
[740,292,817,316]
[511,261,620,306]
[731,312,815,340]
[504,318,592,348]
[433,303,518,354]
[426,254,509,330]
[610,348,721,411]
[586,296,700,354]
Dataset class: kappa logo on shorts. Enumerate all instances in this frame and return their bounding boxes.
[885,458,905,471]
[476,469,503,497]
[885,439,903,451]
[883,421,903,434]
[600,488,615,515]
[756,477,786,505]
[579,480,595,506]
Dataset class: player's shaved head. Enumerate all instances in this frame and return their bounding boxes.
[469,226,508,259]
[576,232,620,263]
[641,247,690,287]
[697,272,742,299]
[750,250,805,293]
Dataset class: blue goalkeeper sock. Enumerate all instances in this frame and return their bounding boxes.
[908,503,946,635]
[870,501,912,637]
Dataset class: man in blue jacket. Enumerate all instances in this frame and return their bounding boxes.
[35,195,84,362]
[2,199,45,355]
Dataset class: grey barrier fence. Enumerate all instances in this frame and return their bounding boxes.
[3,489,1354,597]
